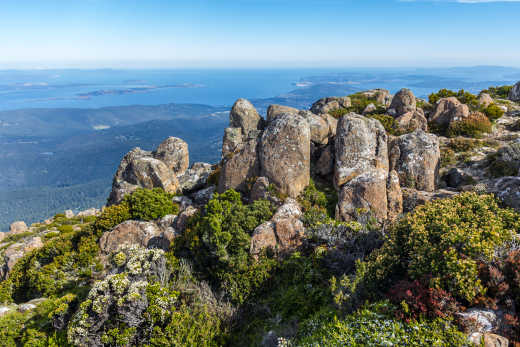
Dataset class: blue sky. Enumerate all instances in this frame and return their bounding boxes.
[1,0,519,68]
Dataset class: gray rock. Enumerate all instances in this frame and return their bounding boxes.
[64,210,75,219]
[445,168,468,188]
[153,137,189,176]
[315,144,334,177]
[430,97,470,126]
[250,176,270,202]
[260,113,311,198]
[359,89,392,106]
[310,96,351,115]
[77,208,100,217]
[190,186,215,205]
[230,98,262,135]
[266,104,299,122]
[178,162,213,194]
[221,127,243,159]
[395,109,428,132]
[489,176,520,211]
[175,206,198,233]
[334,113,388,189]
[387,170,403,222]
[9,221,27,234]
[172,195,193,212]
[388,88,416,116]
[509,81,520,101]
[362,103,377,115]
[99,221,169,255]
[218,135,260,193]
[401,188,457,212]
[298,110,330,145]
[389,130,440,192]
[479,93,494,107]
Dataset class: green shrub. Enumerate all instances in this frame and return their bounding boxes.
[482,85,513,99]
[429,88,479,109]
[93,202,131,233]
[333,193,519,306]
[123,188,177,221]
[447,137,480,152]
[483,103,505,122]
[440,148,456,168]
[328,108,349,119]
[295,301,467,346]
[298,179,338,228]
[447,112,492,138]
[366,114,400,135]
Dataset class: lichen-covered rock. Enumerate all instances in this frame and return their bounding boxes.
[489,176,520,211]
[67,247,169,347]
[64,210,75,219]
[221,127,243,159]
[334,113,388,188]
[153,137,189,176]
[315,144,334,177]
[360,89,392,106]
[298,110,330,145]
[9,221,27,234]
[99,220,169,255]
[266,104,299,122]
[386,170,403,222]
[388,88,416,116]
[335,168,388,223]
[190,185,215,205]
[362,103,377,115]
[175,206,198,233]
[250,199,304,257]
[178,162,213,194]
[250,176,270,202]
[1,236,43,280]
[389,130,440,192]
[401,188,457,212]
[310,96,351,115]
[395,109,428,132]
[260,113,310,198]
[429,97,470,126]
[218,136,260,193]
[479,93,494,107]
[230,98,262,135]
[77,208,101,217]
[509,81,520,101]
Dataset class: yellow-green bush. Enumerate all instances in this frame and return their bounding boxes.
[447,112,492,138]
[123,188,178,221]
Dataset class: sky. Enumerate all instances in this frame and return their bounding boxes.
[1,0,520,69]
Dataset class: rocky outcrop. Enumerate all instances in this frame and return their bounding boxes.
[315,144,334,177]
[9,221,27,234]
[230,98,262,135]
[1,236,43,279]
[218,135,260,193]
[298,110,330,145]
[99,221,170,255]
[334,113,388,188]
[429,97,470,126]
[310,96,351,115]
[153,137,189,175]
[266,104,299,122]
[386,170,403,222]
[250,176,270,202]
[250,199,304,257]
[401,188,457,212]
[388,88,416,117]
[509,81,520,101]
[260,113,310,198]
[360,89,392,106]
[222,127,243,158]
[489,176,520,211]
[389,130,440,192]
[395,109,428,132]
[336,168,389,222]
[108,137,190,205]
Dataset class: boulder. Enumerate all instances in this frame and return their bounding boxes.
[401,188,457,212]
[1,236,43,279]
[310,96,351,115]
[479,93,494,107]
[260,113,310,198]
[388,88,416,116]
[323,114,338,136]
[172,195,193,212]
[389,130,440,192]
[218,136,260,193]
[178,162,213,194]
[250,176,270,202]
[266,104,299,122]
[153,137,189,176]
[64,210,75,219]
[298,110,330,145]
[99,221,169,254]
[230,98,262,135]
[395,109,428,132]
[9,221,27,234]
[190,186,215,205]
[509,81,520,101]
[221,127,243,158]
[360,89,392,106]
[362,103,377,115]
[0,232,5,243]
[250,199,304,257]
[489,176,520,211]
[445,168,471,188]
[387,170,403,222]
[334,113,388,188]
[77,208,100,217]
[123,157,179,193]
[430,97,470,126]
[336,168,388,223]
[175,206,198,233]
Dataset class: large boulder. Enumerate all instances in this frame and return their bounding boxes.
[266,104,299,122]
[221,127,243,158]
[250,199,304,257]
[387,170,403,222]
[315,144,334,177]
[388,88,416,116]
[230,98,262,135]
[360,89,392,106]
[1,236,43,280]
[9,221,27,234]
[99,221,170,255]
[389,130,440,192]
[153,137,189,175]
[108,139,189,205]
[298,110,330,145]
[260,113,310,198]
[334,113,388,188]
[395,109,428,132]
[401,188,457,212]
[310,96,351,115]
[250,176,270,202]
[218,136,260,193]
[429,97,470,126]
[336,168,388,223]
[489,176,520,211]
[479,93,494,108]
[509,81,520,101]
